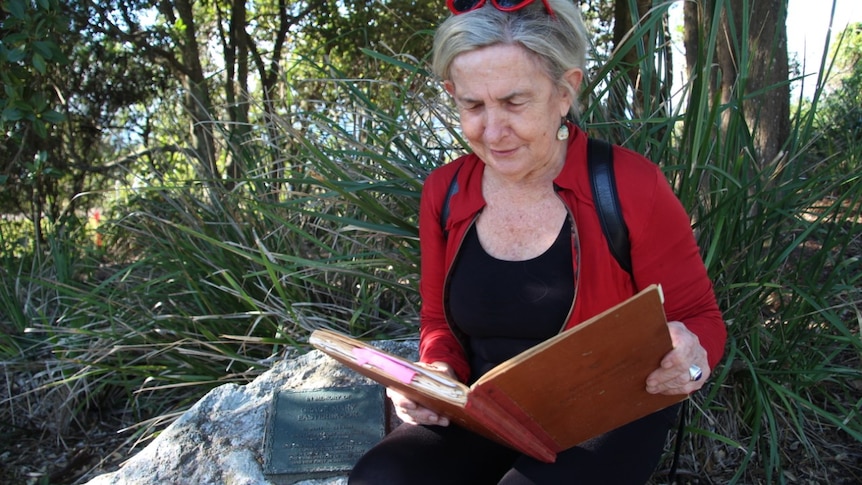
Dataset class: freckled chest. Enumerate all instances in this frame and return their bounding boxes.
[475,188,568,261]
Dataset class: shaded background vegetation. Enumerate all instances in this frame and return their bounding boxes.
[1,0,860,483]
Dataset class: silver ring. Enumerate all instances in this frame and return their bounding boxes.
[689,364,703,382]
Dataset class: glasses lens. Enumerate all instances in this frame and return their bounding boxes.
[493,0,532,10]
[450,0,482,13]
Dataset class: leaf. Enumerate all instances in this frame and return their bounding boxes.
[30,93,47,110]
[32,41,55,59]
[33,119,47,138]
[4,32,30,45]
[4,83,21,98]
[5,0,27,19]
[2,107,23,121]
[41,109,64,123]
[4,46,26,63]
[43,167,64,179]
[32,53,47,74]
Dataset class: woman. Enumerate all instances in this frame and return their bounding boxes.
[349,0,726,483]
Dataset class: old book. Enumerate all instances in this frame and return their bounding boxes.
[309,284,685,463]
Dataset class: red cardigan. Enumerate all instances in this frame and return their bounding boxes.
[418,126,727,383]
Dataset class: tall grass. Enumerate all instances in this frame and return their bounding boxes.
[1,48,465,452]
[585,2,862,482]
[1,1,860,483]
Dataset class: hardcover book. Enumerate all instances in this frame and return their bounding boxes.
[309,284,686,463]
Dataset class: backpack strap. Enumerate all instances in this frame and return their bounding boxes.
[587,138,632,275]
[439,165,462,239]
[439,138,632,276]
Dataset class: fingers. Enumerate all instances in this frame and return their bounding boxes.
[417,360,456,379]
[646,362,710,395]
[386,386,450,427]
[645,321,710,396]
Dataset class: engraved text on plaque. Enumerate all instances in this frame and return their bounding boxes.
[263,385,384,484]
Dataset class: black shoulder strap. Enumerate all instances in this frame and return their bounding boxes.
[587,138,632,275]
[439,138,632,275]
[439,165,462,239]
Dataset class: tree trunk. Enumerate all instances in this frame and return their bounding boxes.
[685,0,790,168]
[745,0,790,167]
[683,1,700,80]
[248,0,320,199]
[611,0,672,120]
[220,0,251,183]
[171,0,219,179]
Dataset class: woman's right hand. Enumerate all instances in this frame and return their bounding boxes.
[386,361,454,426]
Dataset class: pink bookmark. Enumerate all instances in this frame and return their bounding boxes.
[353,348,417,384]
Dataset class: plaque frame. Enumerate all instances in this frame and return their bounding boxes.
[263,385,385,484]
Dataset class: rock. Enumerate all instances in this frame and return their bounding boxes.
[84,340,418,485]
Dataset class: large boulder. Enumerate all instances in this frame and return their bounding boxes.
[84,340,417,485]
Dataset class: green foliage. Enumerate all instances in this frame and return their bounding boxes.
[583,2,861,482]
[0,0,70,221]
[0,44,463,446]
[112,47,456,346]
[579,0,616,54]
[0,215,30,257]
[281,0,442,120]
[0,0,68,137]
[298,0,441,59]
[808,23,862,168]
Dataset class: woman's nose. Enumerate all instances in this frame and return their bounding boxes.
[483,109,509,141]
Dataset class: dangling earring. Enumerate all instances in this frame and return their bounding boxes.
[556,118,569,141]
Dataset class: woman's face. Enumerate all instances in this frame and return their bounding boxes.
[444,44,582,181]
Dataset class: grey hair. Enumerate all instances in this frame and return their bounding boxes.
[432,0,589,119]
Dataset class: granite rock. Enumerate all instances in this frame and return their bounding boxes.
[84,340,417,485]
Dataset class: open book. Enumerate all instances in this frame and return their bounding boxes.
[309,284,686,463]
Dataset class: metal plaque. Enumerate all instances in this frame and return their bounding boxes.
[263,385,385,484]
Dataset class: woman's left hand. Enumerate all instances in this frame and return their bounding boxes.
[645,321,710,396]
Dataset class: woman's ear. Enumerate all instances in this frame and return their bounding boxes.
[564,68,584,93]
[560,68,583,117]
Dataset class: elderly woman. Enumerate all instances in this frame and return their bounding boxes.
[349,0,726,483]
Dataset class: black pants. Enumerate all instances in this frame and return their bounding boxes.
[349,404,681,485]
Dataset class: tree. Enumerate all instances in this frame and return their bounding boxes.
[684,0,790,168]
[75,0,441,187]
[1,0,175,248]
[610,0,673,120]
[77,0,224,179]
[1,0,71,244]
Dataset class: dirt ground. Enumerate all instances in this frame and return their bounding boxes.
[2,382,861,485]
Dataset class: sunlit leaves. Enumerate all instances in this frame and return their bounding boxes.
[0,0,69,136]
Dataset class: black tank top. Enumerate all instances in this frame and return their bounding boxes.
[447,217,575,383]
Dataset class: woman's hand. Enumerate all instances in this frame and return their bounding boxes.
[387,361,454,426]
[645,321,710,396]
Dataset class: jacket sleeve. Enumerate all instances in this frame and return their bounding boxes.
[623,158,727,371]
[417,166,471,383]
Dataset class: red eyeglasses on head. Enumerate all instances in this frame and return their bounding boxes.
[447,0,556,18]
